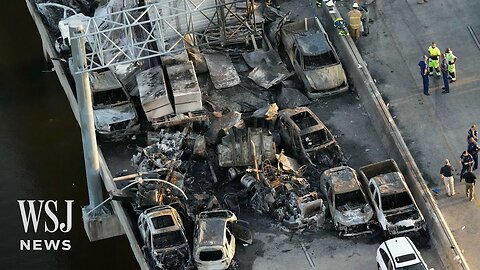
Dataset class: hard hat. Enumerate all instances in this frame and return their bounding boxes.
[326,0,335,7]
[353,2,359,8]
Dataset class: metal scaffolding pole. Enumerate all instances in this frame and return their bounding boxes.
[69,25,103,210]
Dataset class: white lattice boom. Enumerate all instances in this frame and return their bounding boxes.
[70,0,260,73]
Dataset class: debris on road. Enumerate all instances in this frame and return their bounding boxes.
[217,127,276,167]
[204,52,241,89]
[277,87,311,109]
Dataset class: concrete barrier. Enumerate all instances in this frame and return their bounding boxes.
[316,4,469,270]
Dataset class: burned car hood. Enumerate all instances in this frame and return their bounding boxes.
[334,204,373,226]
[93,103,137,132]
[385,207,423,226]
[304,64,346,91]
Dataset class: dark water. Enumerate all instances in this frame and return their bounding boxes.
[0,2,137,269]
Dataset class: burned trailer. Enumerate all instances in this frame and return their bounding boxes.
[320,166,374,237]
[276,107,342,166]
[280,17,348,99]
[359,160,427,237]
[89,69,140,140]
[193,210,252,270]
[138,205,193,270]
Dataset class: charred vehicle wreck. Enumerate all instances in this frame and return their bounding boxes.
[280,17,348,99]
[89,69,140,140]
[359,160,427,237]
[320,166,374,237]
[138,205,193,270]
[193,210,252,270]
[277,107,343,166]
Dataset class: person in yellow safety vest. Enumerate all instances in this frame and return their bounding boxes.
[428,42,441,76]
[348,3,363,41]
[445,48,457,82]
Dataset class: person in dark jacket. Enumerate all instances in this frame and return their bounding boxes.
[460,151,474,181]
[467,138,480,170]
[440,54,449,93]
[440,159,455,196]
[418,55,429,95]
[464,168,476,201]
[467,125,478,142]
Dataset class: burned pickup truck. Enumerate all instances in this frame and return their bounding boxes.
[89,69,139,140]
[281,17,348,99]
[193,210,252,270]
[359,160,427,237]
[138,205,192,270]
[320,166,374,237]
[277,107,343,166]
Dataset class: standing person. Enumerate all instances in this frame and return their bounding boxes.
[348,3,362,41]
[428,42,441,76]
[440,54,449,93]
[464,168,476,201]
[440,159,455,196]
[418,55,429,95]
[460,151,474,181]
[360,4,370,36]
[467,125,478,142]
[467,137,480,170]
[445,48,457,82]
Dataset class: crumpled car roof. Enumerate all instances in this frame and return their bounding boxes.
[296,32,331,56]
[94,103,136,130]
[371,172,407,196]
[329,167,359,194]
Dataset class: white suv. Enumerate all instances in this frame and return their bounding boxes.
[376,237,432,270]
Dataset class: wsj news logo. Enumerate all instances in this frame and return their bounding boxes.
[18,200,73,251]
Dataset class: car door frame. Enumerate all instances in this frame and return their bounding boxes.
[229,220,253,245]
[369,180,387,230]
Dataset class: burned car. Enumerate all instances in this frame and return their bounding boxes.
[320,166,374,237]
[359,160,426,237]
[277,107,342,166]
[281,17,348,99]
[193,210,252,270]
[138,205,192,270]
[89,69,140,140]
